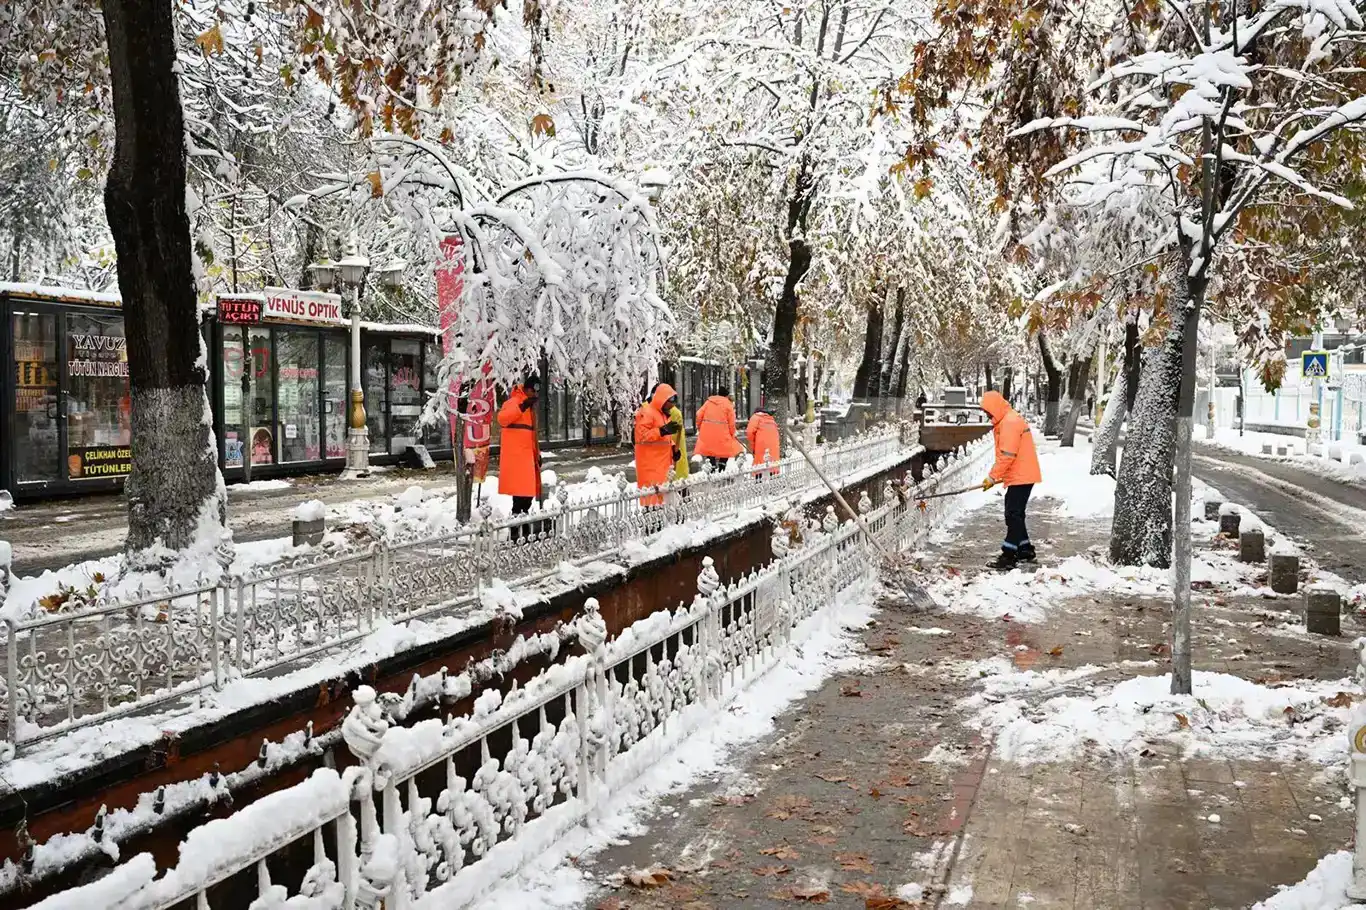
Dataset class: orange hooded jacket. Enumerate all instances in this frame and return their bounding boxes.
[634,383,678,506]
[695,395,744,459]
[497,385,542,498]
[981,391,1041,486]
[746,409,780,475]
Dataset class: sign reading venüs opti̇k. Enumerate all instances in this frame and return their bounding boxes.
[262,287,346,326]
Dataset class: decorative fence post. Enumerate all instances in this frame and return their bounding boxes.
[1348,637,1366,901]
[342,685,397,910]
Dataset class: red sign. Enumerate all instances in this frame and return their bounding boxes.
[218,296,262,325]
[262,287,345,326]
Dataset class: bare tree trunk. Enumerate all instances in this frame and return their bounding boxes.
[762,162,815,430]
[892,290,913,401]
[1039,333,1063,436]
[1059,355,1093,447]
[103,0,225,561]
[1001,368,1014,403]
[881,290,904,402]
[984,363,994,393]
[852,297,885,400]
[1091,317,1140,476]
[1110,257,1202,569]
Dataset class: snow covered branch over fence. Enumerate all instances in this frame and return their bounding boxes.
[1,429,914,758]
[25,437,991,910]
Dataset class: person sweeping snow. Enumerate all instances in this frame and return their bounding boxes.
[980,390,1041,570]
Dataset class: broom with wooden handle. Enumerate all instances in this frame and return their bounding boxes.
[783,427,935,610]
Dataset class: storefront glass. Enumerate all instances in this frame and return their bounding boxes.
[566,386,583,445]
[65,313,131,480]
[364,343,386,454]
[546,379,567,442]
[421,341,449,448]
[323,336,347,459]
[247,327,274,465]
[221,327,247,466]
[276,330,320,463]
[11,312,59,483]
[389,340,421,455]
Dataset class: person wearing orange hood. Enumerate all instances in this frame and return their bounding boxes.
[980,390,1042,569]
[635,382,681,507]
[497,374,542,540]
[746,407,780,476]
[695,387,744,471]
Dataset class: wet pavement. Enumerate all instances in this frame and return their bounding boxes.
[573,492,1359,910]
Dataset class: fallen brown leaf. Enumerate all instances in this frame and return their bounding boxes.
[840,681,864,697]
[595,898,625,910]
[1149,642,1171,657]
[867,898,913,910]
[760,845,801,861]
[885,774,912,788]
[790,883,832,902]
[809,835,838,846]
[1048,645,1065,657]
[836,853,875,873]
[712,794,755,807]
[1325,691,1355,708]
[1175,713,1190,730]
[869,787,882,800]
[625,866,673,888]
[767,796,813,820]
[840,881,886,898]
[754,865,793,877]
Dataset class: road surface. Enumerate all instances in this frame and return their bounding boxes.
[1192,446,1366,585]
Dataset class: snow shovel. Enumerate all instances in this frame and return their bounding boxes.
[783,428,937,611]
[910,483,982,512]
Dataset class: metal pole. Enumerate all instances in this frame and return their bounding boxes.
[344,282,370,477]
[241,325,253,484]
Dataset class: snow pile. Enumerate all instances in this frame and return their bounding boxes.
[964,667,1357,765]
[228,478,291,493]
[1032,446,1116,519]
[932,555,1168,622]
[294,499,326,523]
[1250,851,1355,910]
[0,490,13,513]
[1198,426,1366,486]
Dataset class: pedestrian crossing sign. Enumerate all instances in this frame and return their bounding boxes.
[1302,351,1329,378]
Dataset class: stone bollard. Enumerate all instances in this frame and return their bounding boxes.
[1352,454,1365,468]
[1269,552,1300,595]
[1262,443,1274,455]
[1347,639,1366,901]
[1204,500,1222,521]
[292,499,326,547]
[1218,506,1241,538]
[1305,585,1342,636]
[1331,445,1345,461]
[1239,528,1265,563]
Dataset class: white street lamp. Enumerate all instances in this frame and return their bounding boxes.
[337,236,372,478]
[376,259,407,290]
[307,259,337,291]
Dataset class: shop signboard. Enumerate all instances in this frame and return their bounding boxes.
[68,445,132,478]
[261,287,345,326]
[218,295,263,325]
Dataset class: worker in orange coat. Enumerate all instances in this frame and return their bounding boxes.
[745,407,780,476]
[695,387,744,472]
[980,390,1042,569]
[634,382,681,507]
[497,374,542,540]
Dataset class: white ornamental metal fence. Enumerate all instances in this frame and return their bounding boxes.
[29,437,991,910]
[2,427,917,756]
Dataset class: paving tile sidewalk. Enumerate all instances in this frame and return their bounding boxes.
[576,498,1360,910]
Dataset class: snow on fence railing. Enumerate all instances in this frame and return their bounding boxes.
[20,437,993,908]
[0,427,914,757]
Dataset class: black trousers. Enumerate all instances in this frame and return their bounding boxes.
[1002,484,1034,554]
[511,495,535,542]
[706,456,728,472]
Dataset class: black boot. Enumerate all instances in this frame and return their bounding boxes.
[987,551,1018,571]
[1016,545,1037,563]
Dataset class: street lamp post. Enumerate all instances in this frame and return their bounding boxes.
[336,241,372,477]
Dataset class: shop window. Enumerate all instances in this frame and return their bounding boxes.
[421,341,450,448]
[276,330,321,463]
[546,379,567,442]
[222,327,246,466]
[246,327,274,465]
[12,312,59,483]
[389,339,421,455]
[363,343,387,454]
[65,313,132,480]
[323,336,347,458]
[566,385,583,445]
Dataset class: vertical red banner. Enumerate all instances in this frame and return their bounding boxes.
[435,235,495,454]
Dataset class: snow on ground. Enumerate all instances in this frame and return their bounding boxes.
[1197,425,1366,485]
[226,478,292,494]
[1250,850,1355,910]
[467,582,880,910]
[1031,444,1118,519]
[959,663,1356,766]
